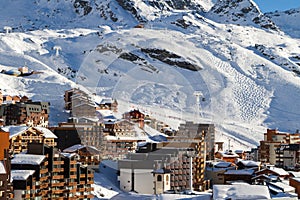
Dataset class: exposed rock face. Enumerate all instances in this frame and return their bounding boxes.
[208,0,279,31]
[116,0,205,22]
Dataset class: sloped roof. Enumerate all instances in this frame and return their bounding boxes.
[289,171,300,177]
[11,170,35,181]
[257,167,289,176]
[224,169,255,175]
[63,144,99,154]
[1,125,28,138]
[237,160,261,167]
[214,162,232,168]
[11,154,45,165]
[268,182,295,193]
[34,127,57,139]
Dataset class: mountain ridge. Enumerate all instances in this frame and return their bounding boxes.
[0,0,300,149]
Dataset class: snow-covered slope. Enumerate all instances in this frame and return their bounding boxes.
[266,8,300,38]
[207,0,279,31]
[0,0,300,150]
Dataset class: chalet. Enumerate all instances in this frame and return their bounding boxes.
[2,126,57,155]
[215,150,239,163]
[236,160,261,170]
[255,166,290,180]
[96,98,118,112]
[63,144,100,165]
[223,169,255,184]
[205,161,235,185]
[123,109,145,128]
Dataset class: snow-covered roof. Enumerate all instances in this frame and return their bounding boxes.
[289,171,300,177]
[63,144,85,152]
[100,98,114,104]
[235,150,244,154]
[217,151,239,158]
[63,144,99,153]
[224,169,255,175]
[268,182,296,193]
[34,127,57,139]
[96,109,114,117]
[11,170,35,180]
[11,154,45,165]
[257,167,289,176]
[213,184,271,200]
[1,125,28,138]
[214,162,232,168]
[60,152,77,158]
[238,160,261,167]
[0,161,6,174]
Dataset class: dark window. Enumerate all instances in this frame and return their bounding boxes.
[157,175,162,182]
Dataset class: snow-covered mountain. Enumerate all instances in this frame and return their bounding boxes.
[0,0,300,149]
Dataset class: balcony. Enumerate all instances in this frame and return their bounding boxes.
[53,168,64,173]
[52,175,64,180]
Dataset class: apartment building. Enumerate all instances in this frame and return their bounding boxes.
[0,100,50,127]
[177,122,215,160]
[276,144,300,170]
[259,129,300,165]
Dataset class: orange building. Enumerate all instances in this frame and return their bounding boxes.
[0,130,9,160]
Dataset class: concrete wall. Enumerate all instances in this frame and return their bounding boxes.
[119,168,132,192]
[134,169,153,194]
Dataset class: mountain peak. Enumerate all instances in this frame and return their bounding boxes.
[208,0,279,30]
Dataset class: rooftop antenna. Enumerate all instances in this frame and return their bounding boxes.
[4,26,12,34]
[53,45,62,57]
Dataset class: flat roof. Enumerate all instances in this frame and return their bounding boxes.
[213,184,271,200]
[11,154,45,165]
[11,170,35,180]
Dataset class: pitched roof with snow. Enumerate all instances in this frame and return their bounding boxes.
[224,169,255,175]
[238,160,261,167]
[63,144,84,152]
[257,167,289,176]
[1,125,28,138]
[11,154,45,165]
[0,161,6,174]
[34,127,57,139]
[11,170,35,181]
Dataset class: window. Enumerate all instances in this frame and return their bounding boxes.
[157,175,162,182]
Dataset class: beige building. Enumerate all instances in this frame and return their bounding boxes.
[259,129,300,165]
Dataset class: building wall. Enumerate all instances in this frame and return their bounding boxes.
[134,169,153,194]
[0,131,9,160]
[119,168,132,192]
[290,178,300,198]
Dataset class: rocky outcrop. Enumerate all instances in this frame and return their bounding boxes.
[208,0,279,31]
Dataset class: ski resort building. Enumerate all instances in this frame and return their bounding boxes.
[258,129,300,167]
[0,96,50,127]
